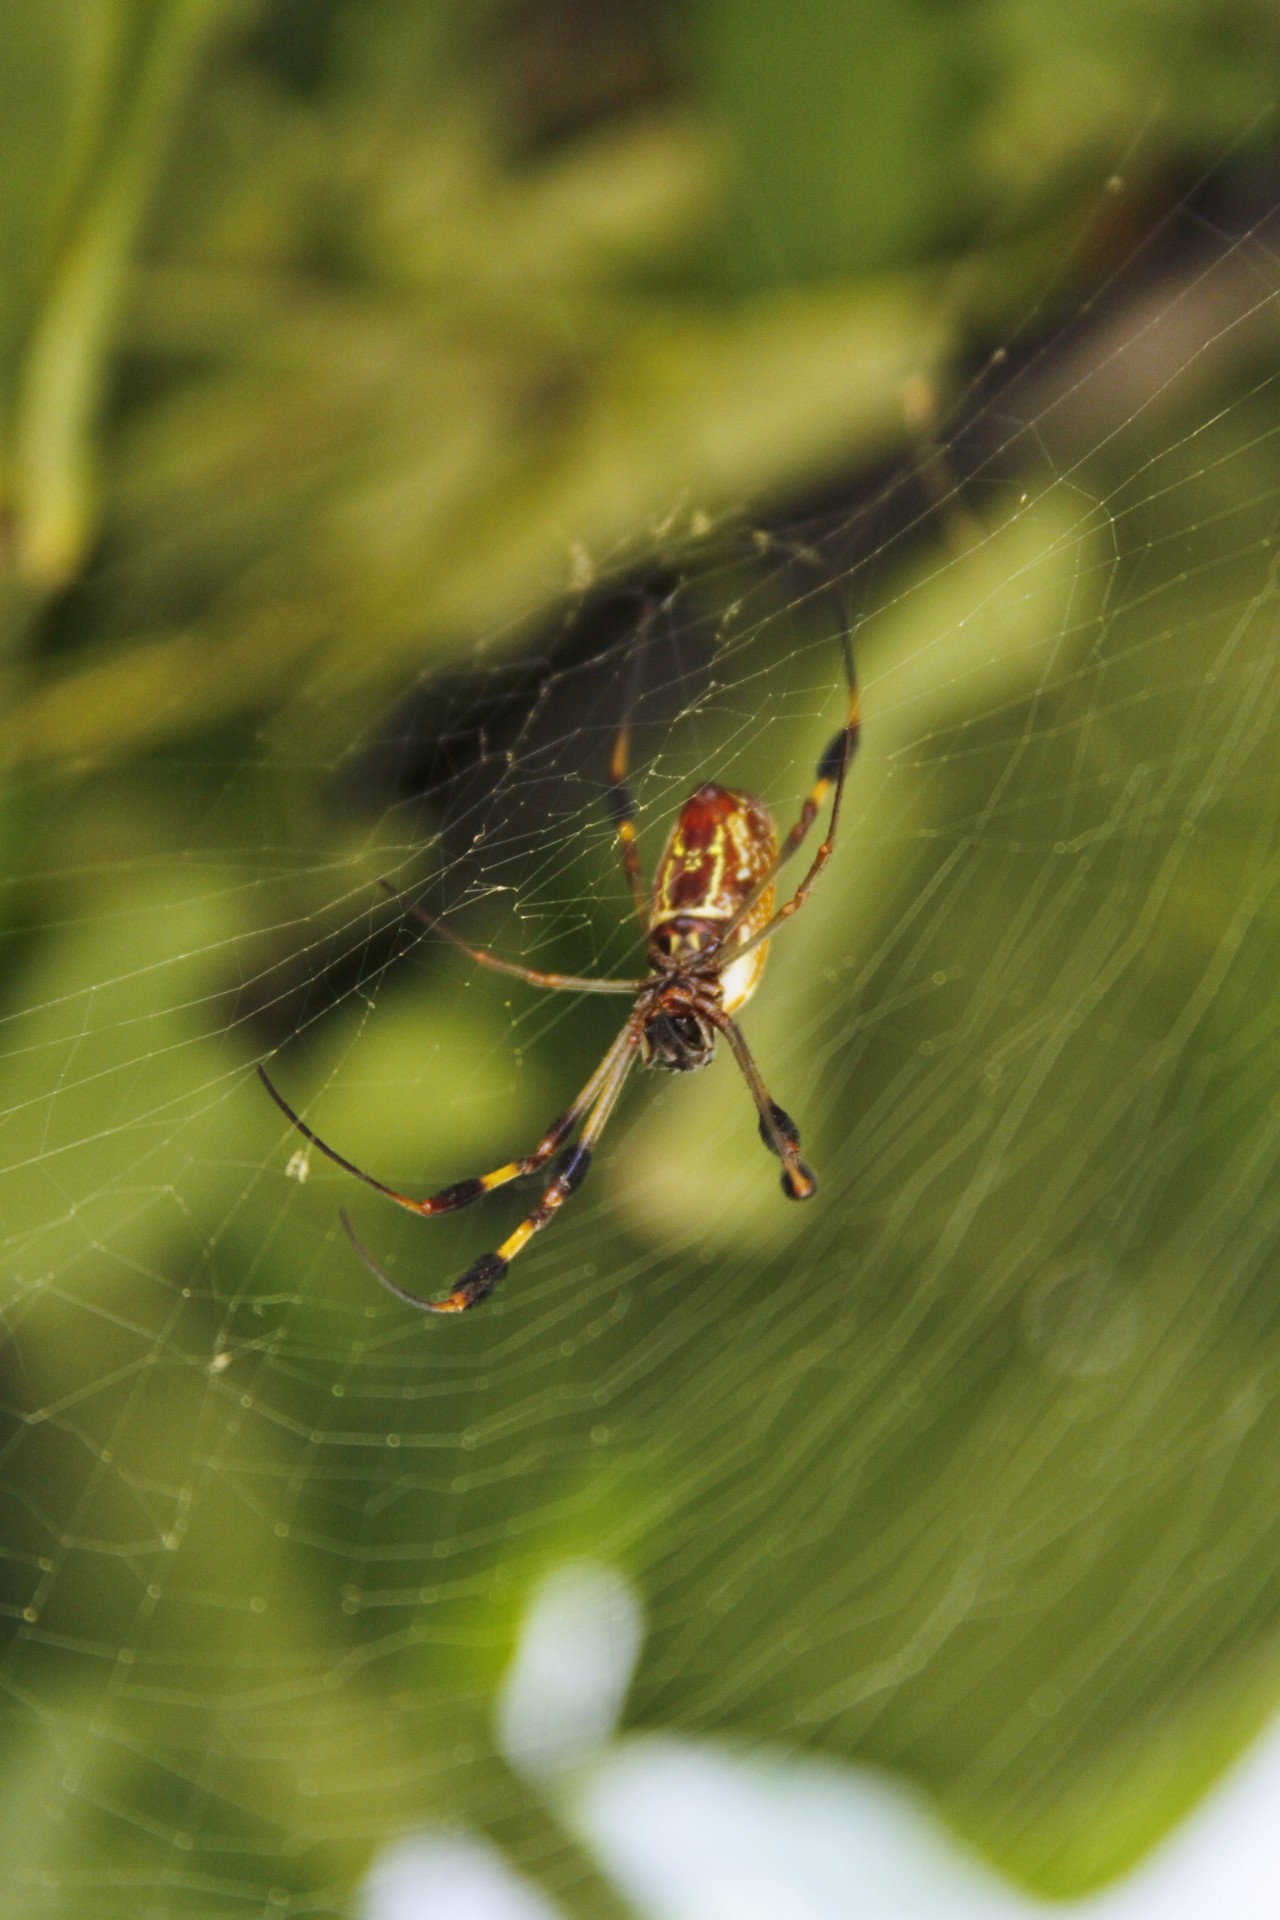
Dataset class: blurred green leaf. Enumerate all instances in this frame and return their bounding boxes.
[5,4,1280,1914]
[693,0,1280,289]
[1,2,241,611]
[2,272,950,767]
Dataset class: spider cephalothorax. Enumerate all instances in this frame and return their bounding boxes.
[259,619,859,1314]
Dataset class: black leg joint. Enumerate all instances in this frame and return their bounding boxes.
[604,784,637,826]
[457,1251,508,1308]
[432,1177,488,1213]
[554,1142,593,1195]
[817,730,851,787]
[758,1102,801,1157]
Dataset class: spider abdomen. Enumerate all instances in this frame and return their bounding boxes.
[647,783,776,1011]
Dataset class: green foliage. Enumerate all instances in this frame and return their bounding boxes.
[3,3,1280,1916]
[694,0,1280,284]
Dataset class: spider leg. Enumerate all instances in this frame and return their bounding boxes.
[701,618,859,969]
[377,879,646,994]
[773,620,859,877]
[604,604,655,928]
[715,1015,817,1201]
[348,1018,644,1313]
[258,1029,624,1219]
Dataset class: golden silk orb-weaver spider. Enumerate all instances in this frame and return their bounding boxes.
[259,621,860,1314]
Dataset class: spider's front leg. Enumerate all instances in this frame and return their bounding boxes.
[703,620,860,968]
[603,610,656,929]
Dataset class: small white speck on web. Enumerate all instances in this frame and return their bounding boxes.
[286,1149,311,1183]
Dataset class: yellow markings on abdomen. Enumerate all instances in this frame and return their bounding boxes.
[648,783,777,1007]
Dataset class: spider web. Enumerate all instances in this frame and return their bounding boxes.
[5,51,1280,1920]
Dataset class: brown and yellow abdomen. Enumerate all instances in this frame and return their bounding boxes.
[647,783,776,1012]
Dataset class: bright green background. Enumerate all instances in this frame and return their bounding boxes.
[3,3,1280,1915]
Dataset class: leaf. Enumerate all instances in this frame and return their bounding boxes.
[5,0,238,602]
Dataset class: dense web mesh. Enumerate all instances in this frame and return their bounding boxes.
[5,77,1280,1920]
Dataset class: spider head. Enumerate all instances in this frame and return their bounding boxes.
[641,1007,716,1072]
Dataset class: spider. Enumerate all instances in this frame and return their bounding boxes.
[259,618,859,1314]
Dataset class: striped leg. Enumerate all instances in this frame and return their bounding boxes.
[258,1030,624,1220]
[776,640,860,875]
[342,1019,644,1313]
[605,727,647,925]
[706,622,860,967]
[604,608,655,927]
